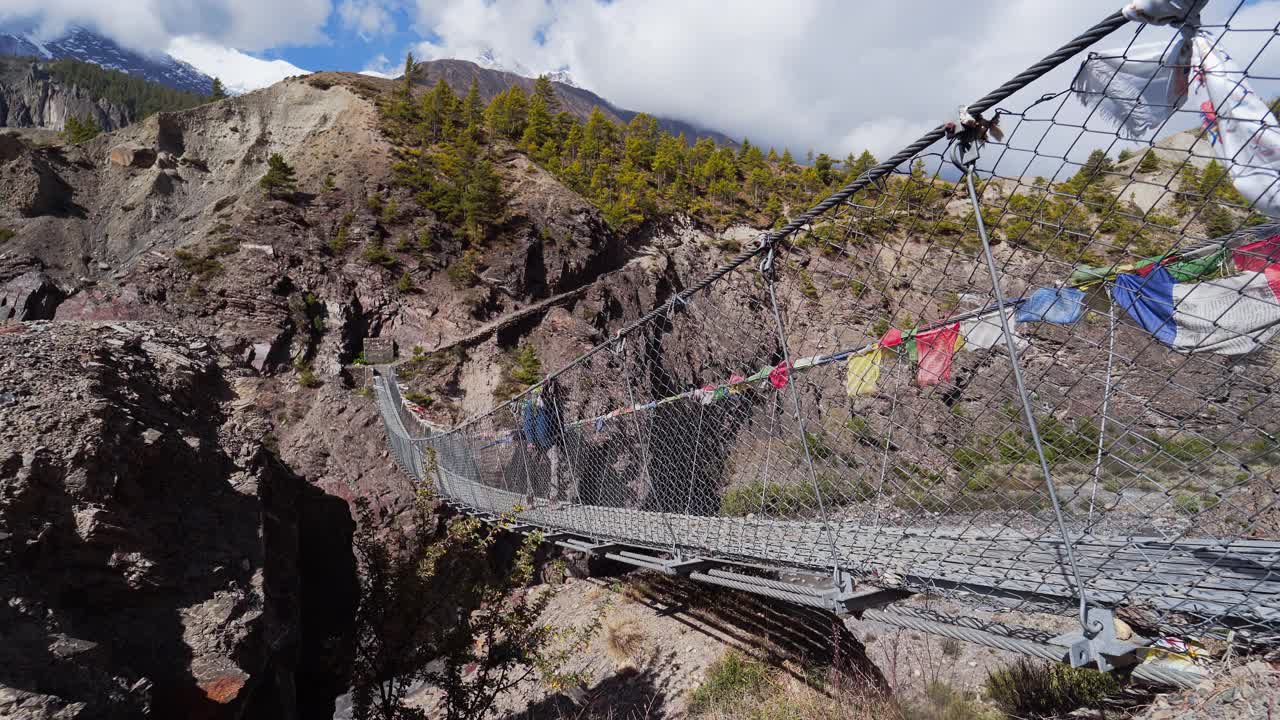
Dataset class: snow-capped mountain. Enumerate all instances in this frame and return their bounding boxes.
[473,49,580,89]
[0,26,213,94]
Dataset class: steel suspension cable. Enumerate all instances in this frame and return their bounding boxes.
[960,150,1101,636]
[450,10,1132,429]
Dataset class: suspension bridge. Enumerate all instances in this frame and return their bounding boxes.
[372,3,1280,688]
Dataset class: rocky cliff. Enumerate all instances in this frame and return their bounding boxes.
[0,70,751,716]
[0,322,356,719]
[0,58,131,132]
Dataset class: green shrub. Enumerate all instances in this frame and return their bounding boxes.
[1173,492,1201,515]
[361,240,396,268]
[174,241,238,281]
[297,364,320,388]
[985,659,1119,718]
[60,115,100,144]
[689,651,771,714]
[0,228,14,244]
[403,390,432,407]
[510,344,542,386]
[329,224,350,253]
[903,680,999,720]
[396,271,413,294]
[722,473,871,517]
[447,248,482,286]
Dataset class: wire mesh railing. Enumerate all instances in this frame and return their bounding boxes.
[374,0,1280,668]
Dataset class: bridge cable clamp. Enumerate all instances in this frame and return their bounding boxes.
[1049,607,1147,672]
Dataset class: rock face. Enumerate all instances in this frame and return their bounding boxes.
[108,143,157,168]
[0,262,64,321]
[0,322,357,719]
[0,58,131,132]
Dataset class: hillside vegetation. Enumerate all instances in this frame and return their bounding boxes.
[376,54,1266,278]
[45,57,209,118]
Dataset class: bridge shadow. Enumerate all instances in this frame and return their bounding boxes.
[616,571,888,691]
[505,662,668,720]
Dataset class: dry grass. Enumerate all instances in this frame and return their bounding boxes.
[604,617,647,666]
[689,650,904,720]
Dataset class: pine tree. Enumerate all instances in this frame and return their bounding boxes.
[402,52,415,97]
[652,134,684,185]
[848,150,877,180]
[532,75,560,114]
[1138,150,1161,174]
[521,94,551,151]
[260,153,298,199]
[813,153,834,186]
[462,78,484,132]
[61,115,100,144]
[623,113,658,169]
[462,159,505,243]
[495,86,528,140]
[211,77,227,100]
[580,107,616,164]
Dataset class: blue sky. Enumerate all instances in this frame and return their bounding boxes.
[269,6,425,74]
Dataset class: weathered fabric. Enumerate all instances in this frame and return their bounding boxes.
[960,309,1027,352]
[1016,287,1087,324]
[845,347,883,397]
[1193,37,1280,219]
[1113,265,1280,354]
[914,324,961,387]
[1072,36,1194,139]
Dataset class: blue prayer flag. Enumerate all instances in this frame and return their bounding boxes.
[1015,287,1086,324]
[1111,267,1177,346]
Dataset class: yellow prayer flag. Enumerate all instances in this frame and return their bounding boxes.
[845,347,883,397]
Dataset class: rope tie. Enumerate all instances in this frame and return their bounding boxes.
[1086,290,1118,532]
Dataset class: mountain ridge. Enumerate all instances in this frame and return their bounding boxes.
[407,58,737,146]
[0,26,212,94]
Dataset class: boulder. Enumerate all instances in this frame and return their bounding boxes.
[0,270,64,321]
[109,143,157,169]
[0,132,22,163]
[0,153,70,216]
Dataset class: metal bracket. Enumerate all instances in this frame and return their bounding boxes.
[1050,607,1144,672]
[829,587,912,615]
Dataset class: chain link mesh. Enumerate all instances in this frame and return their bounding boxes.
[376,4,1280,651]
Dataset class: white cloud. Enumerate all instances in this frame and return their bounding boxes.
[359,52,397,79]
[0,0,331,53]
[401,0,1280,161]
[168,35,309,93]
[338,0,396,41]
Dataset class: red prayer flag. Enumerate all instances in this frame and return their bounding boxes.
[769,360,791,389]
[1234,234,1280,272]
[915,323,960,387]
[879,328,904,348]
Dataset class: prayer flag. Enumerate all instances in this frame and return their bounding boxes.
[1233,235,1280,272]
[845,347,883,397]
[915,323,961,387]
[1113,265,1280,355]
[769,361,791,389]
[1016,287,1086,324]
[960,309,1027,352]
[1191,38,1280,218]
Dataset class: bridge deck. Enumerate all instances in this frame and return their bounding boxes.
[375,371,1279,631]
[439,469,1280,627]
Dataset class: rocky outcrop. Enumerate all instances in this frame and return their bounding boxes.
[0,140,72,217]
[0,60,131,132]
[0,262,64,321]
[108,143,156,168]
[0,322,357,719]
